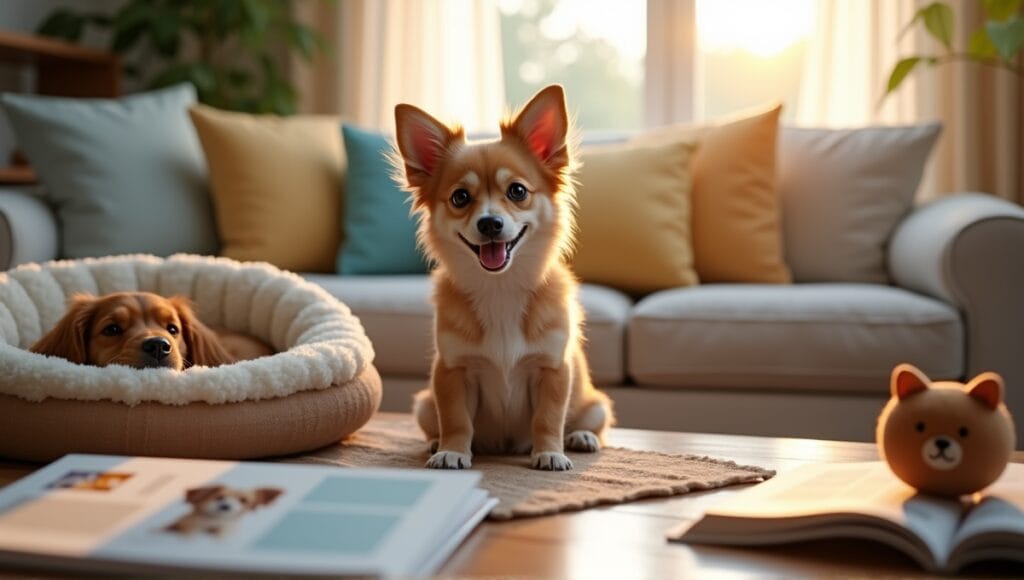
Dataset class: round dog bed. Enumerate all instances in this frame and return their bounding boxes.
[0,254,381,462]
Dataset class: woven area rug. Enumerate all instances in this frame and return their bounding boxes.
[290,414,774,520]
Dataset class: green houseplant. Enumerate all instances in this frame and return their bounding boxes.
[884,0,1023,99]
[37,0,325,115]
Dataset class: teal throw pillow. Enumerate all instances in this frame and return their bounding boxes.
[338,124,428,274]
[0,84,217,259]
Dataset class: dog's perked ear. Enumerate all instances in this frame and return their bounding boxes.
[30,294,97,364]
[169,296,234,368]
[503,84,571,173]
[394,104,463,194]
[185,485,224,505]
[253,487,284,507]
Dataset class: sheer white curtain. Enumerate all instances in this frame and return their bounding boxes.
[297,0,506,133]
[797,0,1023,202]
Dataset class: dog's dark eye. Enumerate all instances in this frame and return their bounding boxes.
[507,182,528,202]
[101,324,122,337]
[450,188,471,208]
[915,421,925,433]
[167,324,179,336]
[959,426,969,438]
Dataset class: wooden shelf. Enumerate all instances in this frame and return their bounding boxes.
[0,166,36,185]
[0,29,121,184]
[0,30,117,66]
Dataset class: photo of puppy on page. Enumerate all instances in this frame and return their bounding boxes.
[30,292,272,370]
[163,485,284,538]
[394,85,615,472]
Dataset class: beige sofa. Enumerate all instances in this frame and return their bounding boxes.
[301,189,1024,443]
[3,181,1024,445]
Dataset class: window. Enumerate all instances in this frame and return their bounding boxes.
[497,0,818,129]
[498,0,646,131]
[695,0,815,122]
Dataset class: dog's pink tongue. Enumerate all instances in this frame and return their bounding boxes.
[479,242,507,269]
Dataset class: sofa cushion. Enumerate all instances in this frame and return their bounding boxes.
[574,140,698,294]
[0,84,217,259]
[631,103,791,284]
[338,125,429,275]
[305,275,631,385]
[189,105,344,273]
[778,123,941,283]
[629,284,963,394]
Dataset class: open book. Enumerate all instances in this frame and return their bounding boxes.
[670,461,1024,573]
[0,454,497,576]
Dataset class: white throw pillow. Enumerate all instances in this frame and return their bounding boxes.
[778,123,941,283]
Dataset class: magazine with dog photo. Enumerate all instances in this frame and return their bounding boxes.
[0,454,497,576]
[669,461,1024,573]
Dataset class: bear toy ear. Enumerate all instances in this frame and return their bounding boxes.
[891,363,930,400]
[966,372,1004,410]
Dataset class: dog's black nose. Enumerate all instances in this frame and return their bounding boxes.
[935,437,950,450]
[477,215,504,238]
[142,337,172,361]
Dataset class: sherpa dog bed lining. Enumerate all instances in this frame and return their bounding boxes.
[0,254,381,462]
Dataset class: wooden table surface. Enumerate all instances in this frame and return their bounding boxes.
[1,413,1023,577]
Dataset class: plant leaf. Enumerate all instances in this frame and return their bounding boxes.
[111,1,153,53]
[886,57,924,96]
[969,28,999,58]
[984,0,1022,21]
[37,10,85,41]
[288,22,322,61]
[986,16,1024,60]
[920,2,955,50]
[152,8,182,58]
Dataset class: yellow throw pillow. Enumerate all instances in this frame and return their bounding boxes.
[634,104,791,283]
[189,105,344,273]
[573,140,699,295]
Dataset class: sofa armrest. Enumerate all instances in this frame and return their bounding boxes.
[0,188,59,271]
[889,192,1024,439]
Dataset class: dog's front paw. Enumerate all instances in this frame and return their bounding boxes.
[426,450,472,469]
[565,430,600,452]
[531,451,573,471]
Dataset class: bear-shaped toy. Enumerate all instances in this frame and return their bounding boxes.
[876,363,1016,497]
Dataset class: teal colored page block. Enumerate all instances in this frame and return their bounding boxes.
[253,511,397,554]
[303,476,430,507]
[338,124,429,274]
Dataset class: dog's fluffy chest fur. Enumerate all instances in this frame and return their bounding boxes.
[434,271,573,451]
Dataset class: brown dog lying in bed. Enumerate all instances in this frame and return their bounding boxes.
[30,292,272,369]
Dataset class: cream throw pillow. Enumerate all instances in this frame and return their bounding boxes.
[633,104,791,284]
[573,140,698,295]
[189,105,344,273]
[778,123,942,283]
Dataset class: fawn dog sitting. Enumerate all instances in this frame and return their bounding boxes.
[393,85,614,471]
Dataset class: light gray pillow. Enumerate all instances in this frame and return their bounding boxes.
[778,123,941,283]
[0,84,218,259]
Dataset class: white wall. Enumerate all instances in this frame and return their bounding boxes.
[0,0,123,163]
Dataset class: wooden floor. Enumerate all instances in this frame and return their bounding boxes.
[1,415,1022,577]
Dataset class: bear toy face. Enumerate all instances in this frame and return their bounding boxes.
[876,364,1016,497]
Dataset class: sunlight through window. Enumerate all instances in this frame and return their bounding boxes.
[696,0,816,121]
[498,0,646,131]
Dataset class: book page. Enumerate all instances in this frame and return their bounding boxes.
[952,463,1024,544]
[695,462,963,565]
[0,454,489,576]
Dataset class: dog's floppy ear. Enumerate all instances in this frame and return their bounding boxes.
[30,294,97,364]
[503,84,570,172]
[394,104,462,193]
[169,296,233,368]
[185,485,224,505]
[253,487,284,507]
